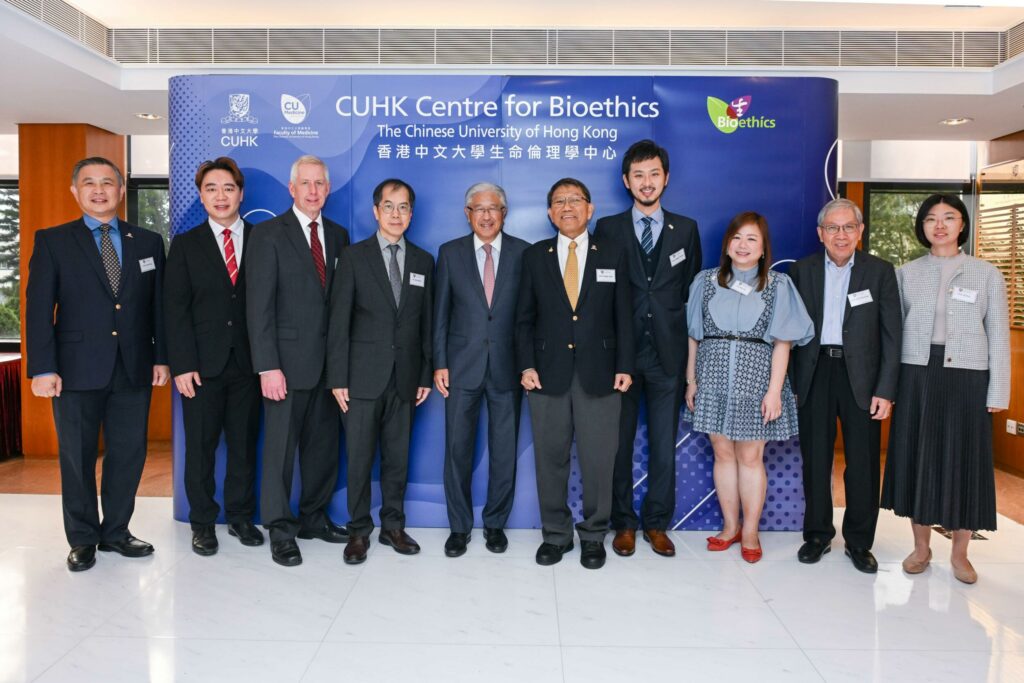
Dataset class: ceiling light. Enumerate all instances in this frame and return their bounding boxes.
[939,117,973,126]
[134,113,163,120]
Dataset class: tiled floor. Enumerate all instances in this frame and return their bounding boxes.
[1,494,1023,682]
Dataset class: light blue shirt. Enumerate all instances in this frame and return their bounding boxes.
[473,232,502,282]
[632,206,664,246]
[83,214,122,264]
[821,251,854,345]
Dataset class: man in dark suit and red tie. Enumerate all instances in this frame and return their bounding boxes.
[516,177,634,570]
[246,155,350,567]
[595,140,702,558]
[433,182,529,558]
[26,157,169,571]
[164,157,263,556]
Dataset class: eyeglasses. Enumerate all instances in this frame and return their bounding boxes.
[551,196,586,208]
[821,223,860,235]
[469,206,504,216]
[922,215,962,227]
[379,201,411,215]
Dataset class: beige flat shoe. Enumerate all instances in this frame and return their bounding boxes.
[952,559,978,585]
[902,548,932,574]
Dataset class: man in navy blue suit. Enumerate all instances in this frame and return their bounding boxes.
[433,182,529,558]
[26,157,169,572]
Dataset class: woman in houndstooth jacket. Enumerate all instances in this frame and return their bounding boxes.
[881,193,1010,585]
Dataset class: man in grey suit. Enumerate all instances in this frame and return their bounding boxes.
[789,197,901,574]
[246,155,350,567]
[328,178,434,565]
[433,182,529,558]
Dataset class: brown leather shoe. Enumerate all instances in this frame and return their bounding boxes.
[612,529,636,557]
[902,548,932,575]
[643,530,676,557]
[952,558,978,584]
[379,528,421,555]
[344,535,369,565]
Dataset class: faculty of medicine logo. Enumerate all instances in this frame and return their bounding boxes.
[281,94,310,124]
[706,95,776,134]
[220,93,258,124]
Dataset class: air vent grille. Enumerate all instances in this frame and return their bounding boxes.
[158,29,213,64]
[492,29,550,65]
[270,29,322,64]
[613,30,670,66]
[436,28,490,65]
[784,31,839,67]
[213,29,267,64]
[380,28,435,65]
[728,30,783,66]
[670,30,727,66]
[556,30,613,65]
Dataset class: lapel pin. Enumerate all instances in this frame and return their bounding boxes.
[591,244,597,251]
[668,224,674,230]
[126,232,133,238]
[548,247,554,253]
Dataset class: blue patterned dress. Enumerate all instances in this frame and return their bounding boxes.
[683,266,813,441]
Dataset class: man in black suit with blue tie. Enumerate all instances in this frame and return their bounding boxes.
[595,140,702,558]
[433,182,529,558]
[26,157,169,571]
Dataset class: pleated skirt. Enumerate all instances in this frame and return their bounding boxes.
[881,345,997,531]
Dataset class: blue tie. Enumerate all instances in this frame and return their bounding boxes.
[640,216,654,255]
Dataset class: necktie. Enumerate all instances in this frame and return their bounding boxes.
[482,243,495,308]
[387,243,402,306]
[640,216,654,255]
[564,240,579,310]
[98,223,121,297]
[309,220,326,289]
[222,228,238,286]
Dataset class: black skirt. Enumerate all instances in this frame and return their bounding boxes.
[881,345,997,531]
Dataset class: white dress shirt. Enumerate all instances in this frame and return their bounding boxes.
[291,206,325,250]
[208,217,244,266]
[473,231,502,281]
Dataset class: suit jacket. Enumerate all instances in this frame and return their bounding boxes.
[26,218,167,390]
[327,235,434,401]
[164,220,254,378]
[246,209,349,391]
[594,208,701,377]
[789,250,902,411]
[432,232,529,392]
[515,233,634,396]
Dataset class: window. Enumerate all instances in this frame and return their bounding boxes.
[127,179,170,245]
[862,183,972,268]
[0,182,19,341]
[977,182,1024,330]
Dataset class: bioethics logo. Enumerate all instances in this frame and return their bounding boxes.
[706,95,776,134]
[281,94,310,124]
[220,93,258,124]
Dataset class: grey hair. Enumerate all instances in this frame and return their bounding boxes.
[71,157,124,187]
[464,182,507,209]
[817,198,863,226]
[290,154,330,184]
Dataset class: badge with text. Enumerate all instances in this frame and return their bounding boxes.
[669,248,687,267]
[138,257,156,273]
[729,280,753,296]
[848,289,873,307]
[952,286,978,304]
[596,268,616,283]
[409,273,426,287]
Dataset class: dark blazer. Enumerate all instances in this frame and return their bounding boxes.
[433,233,529,392]
[515,233,634,396]
[164,221,254,378]
[789,250,902,410]
[327,235,434,401]
[594,208,701,377]
[26,218,167,390]
[246,210,349,390]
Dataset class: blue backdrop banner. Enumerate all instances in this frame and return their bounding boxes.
[168,74,838,531]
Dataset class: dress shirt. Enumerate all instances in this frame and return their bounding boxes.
[208,217,244,267]
[83,214,122,264]
[473,232,502,281]
[291,206,325,251]
[632,206,665,246]
[821,251,854,345]
[376,230,406,279]
[556,231,589,299]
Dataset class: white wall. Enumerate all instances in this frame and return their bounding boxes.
[840,140,975,182]
[0,135,17,177]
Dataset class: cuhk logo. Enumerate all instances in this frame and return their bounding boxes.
[220,93,257,124]
[281,94,310,124]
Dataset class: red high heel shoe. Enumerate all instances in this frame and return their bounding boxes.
[741,543,763,563]
[706,532,742,552]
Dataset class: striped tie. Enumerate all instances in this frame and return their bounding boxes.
[640,216,654,255]
[309,220,326,289]
[222,228,238,286]
[98,224,121,297]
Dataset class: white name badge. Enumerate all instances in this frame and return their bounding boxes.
[669,248,687,267]
[952,286,978,304]
[596,269,616,283]
[729,280,753,296]
[138,257,156,273]
[848,289,873,307]
[409,273,426,288]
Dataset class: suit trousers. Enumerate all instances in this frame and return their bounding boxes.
[528,373,621,545]
[52,352,151,547]
[181,350,260,528]
[612,344,682,530]
[798,353,881,549]
[259,376,340,543]
[343,372,413,537]
[443,373,521,533]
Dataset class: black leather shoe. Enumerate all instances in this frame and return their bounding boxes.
[379,529,421,555]
[228,521,265,546]
[67,545,96,572]
[845,546,878,574]
[580,540,607,570]
[444,532,470,558]
[191,526,218,556]
[344,536,370,565]
[98,534,154,558]
[483,527,508,553]
[270,539,302,567]
[298,520,349,544]
[797,540,831,564]
[535,541,573,566]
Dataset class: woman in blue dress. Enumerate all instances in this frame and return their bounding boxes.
[684,211,813,562]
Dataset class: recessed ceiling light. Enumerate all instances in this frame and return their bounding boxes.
[940,117,973,126]
[135,113,163,120]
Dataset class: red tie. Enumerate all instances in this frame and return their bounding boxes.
[309,220,326,289]
[222,228,238,286]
